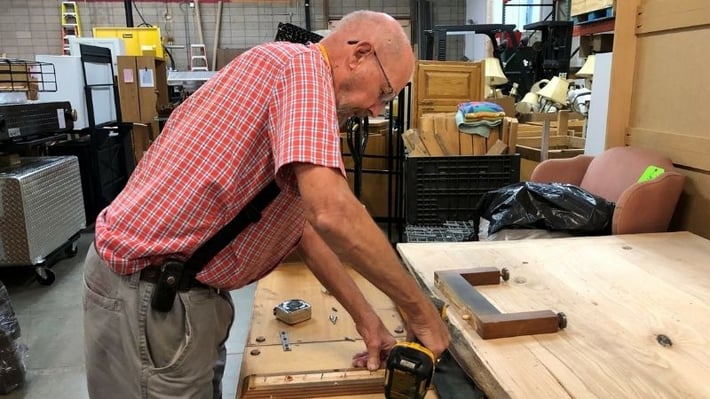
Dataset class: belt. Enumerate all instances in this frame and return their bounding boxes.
[139,266,211,291]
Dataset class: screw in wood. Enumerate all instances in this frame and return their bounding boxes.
[394,326,405,334]
[500,268,510,281]
[250,349,261,356]
[255,336,266,343]
[656,334,672,347]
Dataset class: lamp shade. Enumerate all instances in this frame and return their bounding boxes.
[577,54,596,78]
[530,79,549,94]
[515,92,539,114]
[484,57,508,86]
[537,76,570,106]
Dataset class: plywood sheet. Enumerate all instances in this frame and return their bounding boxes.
[247,263,405,346]
[636,0,710,34]
[632,30,710,134]
[238,262,408,398]
[397,232,710,399]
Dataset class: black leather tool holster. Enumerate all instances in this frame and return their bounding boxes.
[150,260,186,312]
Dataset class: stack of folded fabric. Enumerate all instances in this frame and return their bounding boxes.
[455,101,506,137]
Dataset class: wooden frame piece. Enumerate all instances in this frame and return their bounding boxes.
[241,369,385,399]
[434,267,564,339]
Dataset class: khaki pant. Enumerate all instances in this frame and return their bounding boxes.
[82,244,234,399]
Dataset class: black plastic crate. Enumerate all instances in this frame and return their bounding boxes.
[405,155,520,225]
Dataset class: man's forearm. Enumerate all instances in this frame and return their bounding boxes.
[297,221,378,326]
[293,164,432,316]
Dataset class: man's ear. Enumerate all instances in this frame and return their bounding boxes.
[349,41,373,68]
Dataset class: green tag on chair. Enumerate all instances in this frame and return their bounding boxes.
[638,165,665,182]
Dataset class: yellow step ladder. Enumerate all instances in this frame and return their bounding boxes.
[61,1,82,55]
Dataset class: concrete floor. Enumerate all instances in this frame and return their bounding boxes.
[0,231,256,399]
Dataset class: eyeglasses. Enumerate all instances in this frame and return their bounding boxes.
[372,51,396,104]
[348,40,397,104]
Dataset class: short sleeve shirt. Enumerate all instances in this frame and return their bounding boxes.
[94,42,345,290]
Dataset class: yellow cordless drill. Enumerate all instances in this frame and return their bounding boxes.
[384,297,448,399]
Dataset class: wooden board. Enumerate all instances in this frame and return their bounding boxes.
[246,263,404,347]
[418,114,445,156]
[507,120,518,155]
[571,0,615,16]
[515,135,585,162]
[238,262,408,398]
[607,0,710,239]
[434,113,460,156]
[397,232,710,399]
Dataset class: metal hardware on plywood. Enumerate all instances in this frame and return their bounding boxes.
[280,331,291,351]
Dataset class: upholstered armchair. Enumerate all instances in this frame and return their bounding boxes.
[530,146,685,234]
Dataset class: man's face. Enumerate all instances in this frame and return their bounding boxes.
[335,49,397,125]
[335,73,373,126]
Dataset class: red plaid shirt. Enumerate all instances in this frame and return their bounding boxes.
[95,42,345,290]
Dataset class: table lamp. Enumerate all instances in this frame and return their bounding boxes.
[537,75,570,111]
[576,54,595,78]
[484,57,508,98]
[515,92,540,114]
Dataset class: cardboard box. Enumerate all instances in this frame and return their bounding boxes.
[485,96,516,117]
[216,48,249,70]
[0,63,29,92]
[579,34,614,57]
[130,123,160,165]
[117,56,168,123]
[0,153,21,167]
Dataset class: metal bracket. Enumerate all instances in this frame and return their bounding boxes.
[279,330,291,351]
[435,267,566,339]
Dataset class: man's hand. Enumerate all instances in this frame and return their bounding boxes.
[403,307,450,359]
[350,313,397,370]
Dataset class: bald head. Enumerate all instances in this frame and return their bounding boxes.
[318,11,414,119]
[331,11,410,60]
[321,10,414,91]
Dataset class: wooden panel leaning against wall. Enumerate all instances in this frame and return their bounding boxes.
[607,0,710,238]
[411,60,485,129]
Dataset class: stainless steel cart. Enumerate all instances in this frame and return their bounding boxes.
[0,156,86,284]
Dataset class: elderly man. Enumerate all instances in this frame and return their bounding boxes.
[83,10,450,398]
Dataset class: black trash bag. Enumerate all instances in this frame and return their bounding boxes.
[476,182,615,236]
[0,330,26,394]
[0,282,20,340]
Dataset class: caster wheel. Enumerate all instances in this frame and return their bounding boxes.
[36,267,56,286]
[65,241,78,258]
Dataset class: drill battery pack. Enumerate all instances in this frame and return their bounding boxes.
[384,341,435,399]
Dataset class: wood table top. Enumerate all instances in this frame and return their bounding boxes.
[397,231,710,399]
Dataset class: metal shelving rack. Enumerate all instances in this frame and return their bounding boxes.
[0,58,57,94]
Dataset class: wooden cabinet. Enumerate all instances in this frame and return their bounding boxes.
[411,60,485,128]
[117,55,168,123]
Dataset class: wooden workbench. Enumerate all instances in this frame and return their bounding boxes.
[397,232,710,398]
[237,262,435,398]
